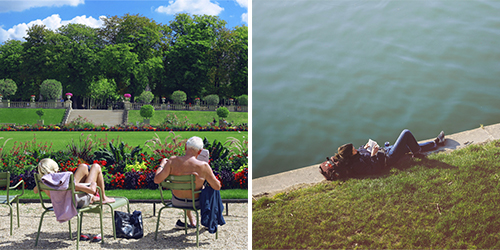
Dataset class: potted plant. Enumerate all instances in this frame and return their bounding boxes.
[140,104,155,125]
[36,109,44,125]
[65,93,73,100]
[31,95,36,102]
[124,93,131,101]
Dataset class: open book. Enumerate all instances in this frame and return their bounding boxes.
[365,139,379,153]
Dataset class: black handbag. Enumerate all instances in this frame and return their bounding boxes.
[114,210,143,239]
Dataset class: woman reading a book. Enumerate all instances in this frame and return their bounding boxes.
[330,129,445,177]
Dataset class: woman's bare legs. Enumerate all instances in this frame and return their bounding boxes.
[74,163,115,204]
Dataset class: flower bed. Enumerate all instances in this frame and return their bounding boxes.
[0,123,247,132]
[0,134,248,191]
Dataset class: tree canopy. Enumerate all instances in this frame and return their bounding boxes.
[0,13,247,107]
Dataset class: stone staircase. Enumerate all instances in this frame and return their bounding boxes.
[66,110,124,127]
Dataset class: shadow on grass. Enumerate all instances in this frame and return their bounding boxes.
[393,154,459,172]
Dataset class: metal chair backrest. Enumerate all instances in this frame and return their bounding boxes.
[159,174,201,210]
[0,172,10,200]
[34,173,78,210]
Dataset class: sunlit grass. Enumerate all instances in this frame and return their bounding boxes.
[253,140,500,249]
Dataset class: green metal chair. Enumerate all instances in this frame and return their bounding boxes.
[0,172,25,235]
[154,174,218,247]
[34,173,130,249]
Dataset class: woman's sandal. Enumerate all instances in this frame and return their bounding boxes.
[80,234,91,241]
[91,234,102,243]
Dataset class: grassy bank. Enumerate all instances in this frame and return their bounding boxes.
[128,110,248,126]
[1,188,248,200]
[0,108,66,125]
[0,109,248,127]
[253,140,500,249]
[0,131,247,153]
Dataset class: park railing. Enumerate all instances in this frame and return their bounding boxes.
[2,101,248,112]
[131,103,248,112]
[2,101,66,109]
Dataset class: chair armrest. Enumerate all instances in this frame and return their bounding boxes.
[95,186,103,206]
[9,180,25,197]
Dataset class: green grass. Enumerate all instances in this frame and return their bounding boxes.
[253,140,500,249]
[0,131,247,153]
[0,108,66,125]
[1,188,248,200]
[128,110,248,126]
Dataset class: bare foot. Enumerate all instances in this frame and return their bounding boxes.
[102,196,116,204]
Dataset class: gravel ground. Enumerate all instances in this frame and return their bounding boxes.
[0,202,248,249]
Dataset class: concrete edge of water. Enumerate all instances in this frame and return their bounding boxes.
[252,123,500,198]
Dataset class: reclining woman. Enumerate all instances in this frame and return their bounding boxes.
[320,129,445,180]
[34,158,116,207]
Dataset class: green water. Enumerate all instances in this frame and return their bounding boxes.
[252,0,500,178]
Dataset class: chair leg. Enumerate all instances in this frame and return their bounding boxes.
[8,204,13,236]
[76,214,81,250]
[35,210,49,246]
[183,210,188,235]
[195,210,199,247]
[16,200,20,228]
[99,210,104,244]
[110,207,117,239]
[154,207,166,241]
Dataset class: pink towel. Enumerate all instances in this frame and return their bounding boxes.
[41,172,77,223]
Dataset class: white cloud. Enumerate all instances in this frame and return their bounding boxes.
[0,14,104,42]
[241,13,248,24]
[234,0,247,9]
[155,0,224,15]
[0,0,84,13]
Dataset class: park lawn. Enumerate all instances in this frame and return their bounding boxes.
[253,140,500,249]
[0,108,66,125]
[1,188,248,200]
[0,131,248,153]
[128,110,248,126]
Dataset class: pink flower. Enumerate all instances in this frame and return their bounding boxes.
[124,94,131,98]
[65,93,73,96]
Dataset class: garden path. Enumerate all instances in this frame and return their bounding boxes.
[67,110,123,127]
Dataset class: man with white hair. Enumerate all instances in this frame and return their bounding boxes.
[154,136,221,228]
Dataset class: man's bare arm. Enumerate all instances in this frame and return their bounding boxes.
[154,158,171,184]
[203,163,221,190]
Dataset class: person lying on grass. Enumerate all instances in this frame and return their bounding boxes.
[154,136,221,229]
[320,129,445,180]
[34,158,116,205]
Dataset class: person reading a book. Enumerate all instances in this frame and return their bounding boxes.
[154,136,221,229]
[332,129,445,177]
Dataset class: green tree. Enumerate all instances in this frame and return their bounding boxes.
[56,24,101,100]
[203,94,219,106]
[171,90,187,104]
[40,79,62,101]
[99,14,166,97]
[0,40,23,99]
[161,14,226,98]
[237,94,248,106]
[0,79,17,99]
[207,25,248,98]
[217,106,230,119]
[140,104,155,119]
[21,25,56,95]
[89,78,119,101]
[98,43,138,95]
[137,90,154,103]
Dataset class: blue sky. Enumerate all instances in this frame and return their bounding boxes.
[0,0,248,43]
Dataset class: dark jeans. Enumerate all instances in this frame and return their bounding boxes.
[386,129,437,166]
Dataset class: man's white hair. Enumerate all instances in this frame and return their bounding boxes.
[186,136,203,151]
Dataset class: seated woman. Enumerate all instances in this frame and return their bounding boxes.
[322,130,445,179]
[34,158,115,207]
